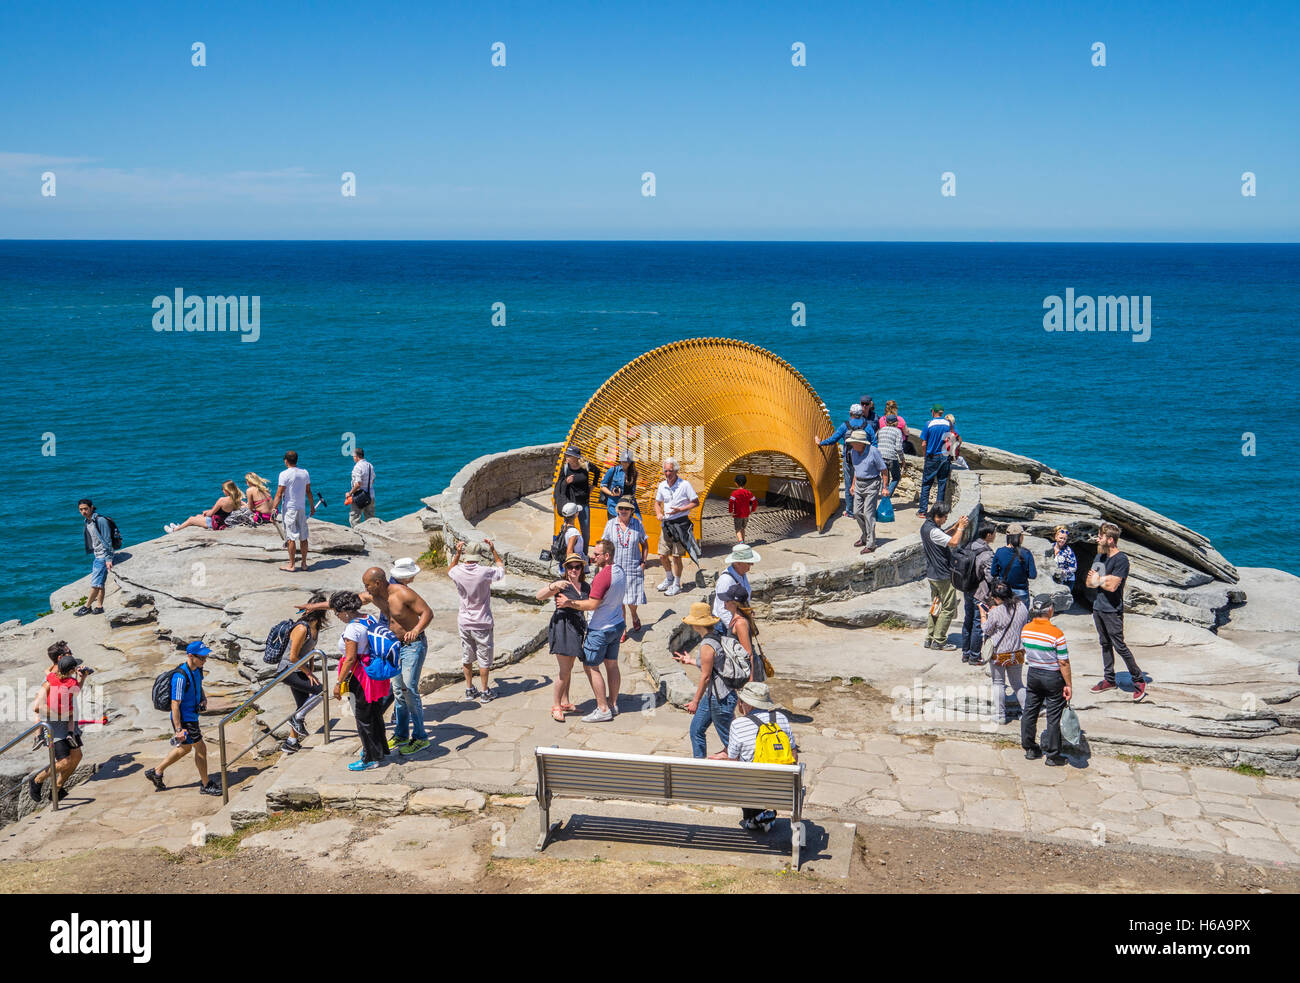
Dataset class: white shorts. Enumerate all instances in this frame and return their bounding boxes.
[460,627,494,669]
[283,508,310,543]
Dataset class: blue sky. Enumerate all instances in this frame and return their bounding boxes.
[1,0,1296,240]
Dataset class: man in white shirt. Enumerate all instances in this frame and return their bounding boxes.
[271,451,314,572]
[348,448,376,526]
[712,543,759,631]
[709,681,798,834]
[653,458,698,597]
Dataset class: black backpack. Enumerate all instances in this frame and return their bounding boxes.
[950,545,982,593]
[103,516,123,550]
[152,663,199,712]
[263,618,306,665]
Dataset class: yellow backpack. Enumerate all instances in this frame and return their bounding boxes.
[752,712,796,766]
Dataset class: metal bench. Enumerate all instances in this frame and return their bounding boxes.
[534,746,807,868]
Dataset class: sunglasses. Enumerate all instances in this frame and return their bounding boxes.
[565,563,584,570]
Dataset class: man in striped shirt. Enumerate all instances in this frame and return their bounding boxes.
[1020,594,1073,766]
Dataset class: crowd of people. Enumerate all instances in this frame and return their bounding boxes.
[48,415,1149,822]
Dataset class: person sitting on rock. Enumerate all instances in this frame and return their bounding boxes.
[165,481,242,535]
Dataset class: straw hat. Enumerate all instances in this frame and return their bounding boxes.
[682,602,720,628]
[562,553,586,568]
[616,496,637,510]
[738,681,778,711]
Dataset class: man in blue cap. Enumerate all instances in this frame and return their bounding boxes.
[145,640,222,795]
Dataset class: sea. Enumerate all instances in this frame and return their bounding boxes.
[1,241,1296,623]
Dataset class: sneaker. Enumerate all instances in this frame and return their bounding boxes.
[163,523,174,534]
[582,707,613,723]
[199,779,223,796]
[289,719,309,740]
[1090,680,1117,693]
[1133,681,1148,703]
[465,687,481,700]
[664,583,682,596]
[279,738,301,754]
[934,642,958,651]
[478,688,496,703]
[968,656,985,667]
[1024,747,1042,760]
[144,768,166,791]
[387,734,407,749]
[607,700,618,717]
[400,738,430,756]
[90,607,103,615]
[1045,755,1068,767]
[27,775,43,802]
[347,759,380,772]
[655,577,673,592]
[73,606,91,617]
[922,639,934,649]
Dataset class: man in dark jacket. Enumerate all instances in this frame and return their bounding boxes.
[991,523,1038,604]
[553,446,594,547]
[961,523,997,665]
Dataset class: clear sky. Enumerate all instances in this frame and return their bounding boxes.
[1,0,1296,240]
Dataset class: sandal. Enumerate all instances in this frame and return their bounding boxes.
[561,702,577,712]
[551,706,566,722]
[632,618,642,633]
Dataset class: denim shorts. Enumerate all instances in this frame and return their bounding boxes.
[581,624,624,666]
[90,556,109,588]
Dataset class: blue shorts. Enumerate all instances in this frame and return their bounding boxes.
[90,556,109,588]
[581,624,624,667]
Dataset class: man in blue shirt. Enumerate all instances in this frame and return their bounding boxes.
[145,641,222,796]
[917,405,952,517]
[815,403,869,518]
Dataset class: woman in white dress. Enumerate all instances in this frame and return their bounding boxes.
[608,496,647,641]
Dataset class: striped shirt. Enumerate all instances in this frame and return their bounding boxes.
[1022,618,1069,672]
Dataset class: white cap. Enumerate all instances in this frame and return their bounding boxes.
[851,403,863,415]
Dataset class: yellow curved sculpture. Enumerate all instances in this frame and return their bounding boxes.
[553,338,838,547]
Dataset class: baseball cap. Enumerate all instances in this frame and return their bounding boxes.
[850,403,863,415]
[720,583,750,604]
[931,403,944,414]
[1006,523,1024,536]
[186,640,212,658]
[57,654,83,674]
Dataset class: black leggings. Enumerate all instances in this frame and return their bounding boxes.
[350,687,391,763]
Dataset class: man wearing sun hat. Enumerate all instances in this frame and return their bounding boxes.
[389,557,420,584]
[708,680,799,833]
[846,429,888,554]
[554,446,593,548]
[816,402,870,518]
[713,543,759,633]
[144,640,222,796]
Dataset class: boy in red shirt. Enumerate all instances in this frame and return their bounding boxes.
[728,475,758,543]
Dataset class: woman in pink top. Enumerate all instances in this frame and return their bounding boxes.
[881,400,907,434]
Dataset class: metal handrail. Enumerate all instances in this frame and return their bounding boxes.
[217,647,331,804]
[0,722,58,811]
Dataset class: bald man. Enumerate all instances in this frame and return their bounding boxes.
[299,567,434,753]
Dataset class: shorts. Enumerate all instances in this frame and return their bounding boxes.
[581,624,624,667]
[172,720,204,746]
[90,556,109,588]
[460,627,494,669]
[659,538,687,558]
[206,513,226,531]
[53,731,84,761]
[283,507,309,542]
[732,515,749,533]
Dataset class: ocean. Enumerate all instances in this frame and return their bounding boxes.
[1,241,1295,622]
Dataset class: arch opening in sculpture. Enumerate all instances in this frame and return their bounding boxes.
[552,338,839,550]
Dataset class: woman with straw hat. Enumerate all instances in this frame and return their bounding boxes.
[537,553,590,722]
[672,602,740,758]
[608,495,647,640]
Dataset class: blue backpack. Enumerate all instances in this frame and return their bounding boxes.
[358,615,402,681]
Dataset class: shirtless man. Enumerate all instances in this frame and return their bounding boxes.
[300,567,434,753]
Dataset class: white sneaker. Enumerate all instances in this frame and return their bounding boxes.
[581,708,613,723]
[665,583,682,596]
[656,577,672,592]
[164,523,175,534]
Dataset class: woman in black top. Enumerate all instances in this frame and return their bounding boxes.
[537,553,590,722]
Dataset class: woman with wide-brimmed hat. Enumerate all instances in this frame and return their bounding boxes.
[537,553,590,722]
[672,602,741,758]
[608,495,647,640]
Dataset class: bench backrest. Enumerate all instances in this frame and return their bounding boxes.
[536,746,802,814]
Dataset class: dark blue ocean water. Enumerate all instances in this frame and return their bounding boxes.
[1,241,1296,622]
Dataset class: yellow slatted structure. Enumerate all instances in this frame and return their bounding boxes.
[553,338,838,545]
